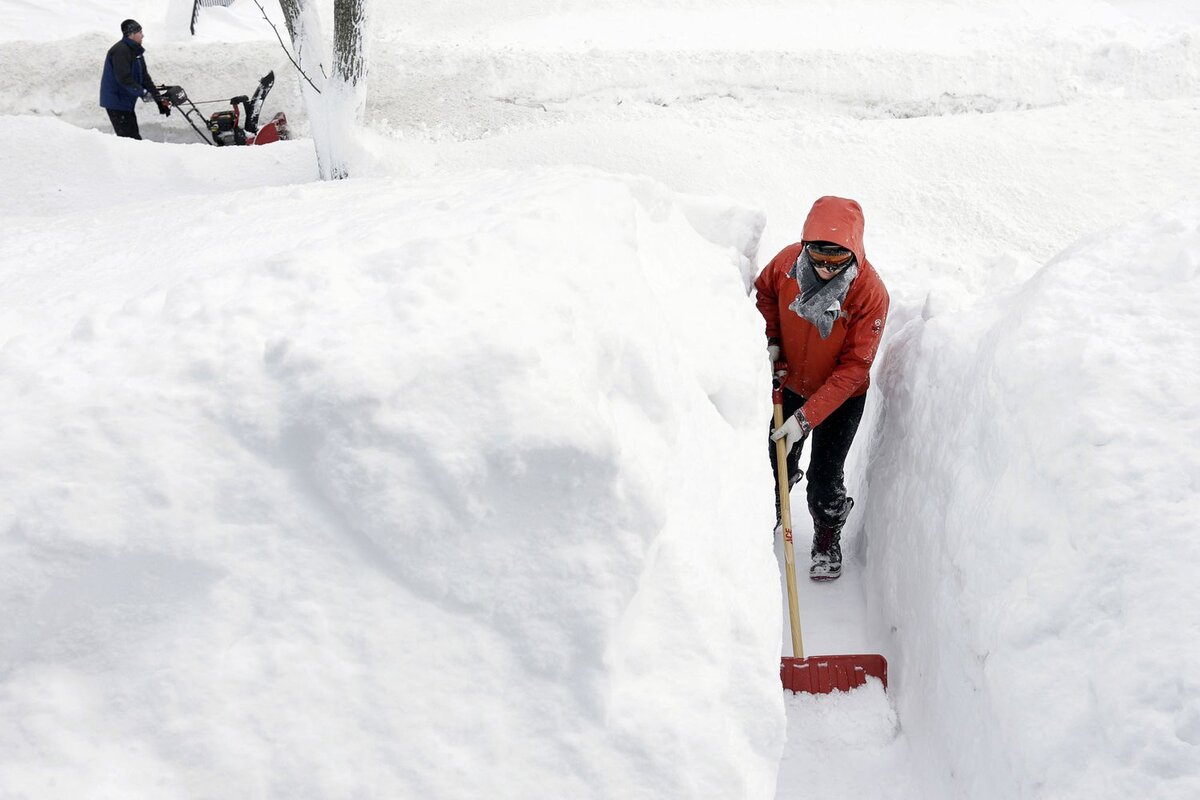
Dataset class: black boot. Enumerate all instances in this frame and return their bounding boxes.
[810,523,843,581]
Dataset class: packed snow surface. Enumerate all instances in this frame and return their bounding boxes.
[2,1,1200,799]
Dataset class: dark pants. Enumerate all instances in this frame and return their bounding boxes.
[107,109,141,140]
[769,389,866,530]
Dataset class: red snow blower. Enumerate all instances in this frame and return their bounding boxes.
[156,71,289,147]
[772,367,888,694]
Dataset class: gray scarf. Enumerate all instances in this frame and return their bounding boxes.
[787,251,858,339]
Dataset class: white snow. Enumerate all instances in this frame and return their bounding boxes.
[2,1,1199,799]
[0,118,781,797]
[865,203,1200,798]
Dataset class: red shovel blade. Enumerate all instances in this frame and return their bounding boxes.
[781,654,888,694]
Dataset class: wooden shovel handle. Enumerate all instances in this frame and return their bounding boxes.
[774,400,805,659]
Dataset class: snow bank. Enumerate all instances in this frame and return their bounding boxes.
[0,121,781,798]
[364,0,1200,132]
[388,30,1200,119]
[864,203,1200,798]
[9,0,1200,149]
[0,116,315,218]
[3,0,285,43]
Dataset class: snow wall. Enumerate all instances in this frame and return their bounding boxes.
[865,203,1200,799]
[0,118,783,799]
[6,0,1200,148]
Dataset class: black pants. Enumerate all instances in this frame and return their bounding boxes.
[107,109,141,140]
[769,389,866,530]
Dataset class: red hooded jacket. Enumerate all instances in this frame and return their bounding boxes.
[754,197,889,428]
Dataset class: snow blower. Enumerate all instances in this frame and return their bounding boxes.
[773,367,888,694]
[156,71,289,147]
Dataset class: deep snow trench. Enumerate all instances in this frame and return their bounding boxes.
[3,2,1200,799]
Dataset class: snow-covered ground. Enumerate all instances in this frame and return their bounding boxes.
[2,1,1199,798]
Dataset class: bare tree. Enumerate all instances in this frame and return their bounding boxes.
[276,0,368,180]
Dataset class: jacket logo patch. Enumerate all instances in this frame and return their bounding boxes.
[872,318,883,334]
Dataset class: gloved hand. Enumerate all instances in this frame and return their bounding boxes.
[770,409,811,453]
[767,344,780,363]
[158,99,171,116]
[141,89,153,102]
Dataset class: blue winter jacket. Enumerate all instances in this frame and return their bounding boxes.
[100,38,156,111]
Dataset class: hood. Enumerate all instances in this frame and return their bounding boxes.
[801,196,867,266]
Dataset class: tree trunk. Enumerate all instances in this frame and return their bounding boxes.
[277,0,300,39]
[276,0,369,181]
[324,0,368,179]
[333,0,366,86]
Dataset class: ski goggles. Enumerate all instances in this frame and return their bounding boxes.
[805,241,855,272]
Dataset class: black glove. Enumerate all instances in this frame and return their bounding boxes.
[158,100,171,117]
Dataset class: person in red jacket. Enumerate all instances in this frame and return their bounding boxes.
[755,196,889,580]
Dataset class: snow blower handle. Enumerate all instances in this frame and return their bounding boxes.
[154,84,215,146]
[772,362,805,659]
[156,84,186,106]
[229,95,252,128]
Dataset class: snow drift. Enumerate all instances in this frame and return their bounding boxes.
[865,203,1200,799]
[0,120,781,798]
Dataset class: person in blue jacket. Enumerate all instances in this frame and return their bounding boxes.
[99,19,170,140]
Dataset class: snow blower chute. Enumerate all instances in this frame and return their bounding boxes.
[157,71,289,147]
[773,367,888,694]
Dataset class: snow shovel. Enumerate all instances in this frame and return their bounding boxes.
[772,372,888,694]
